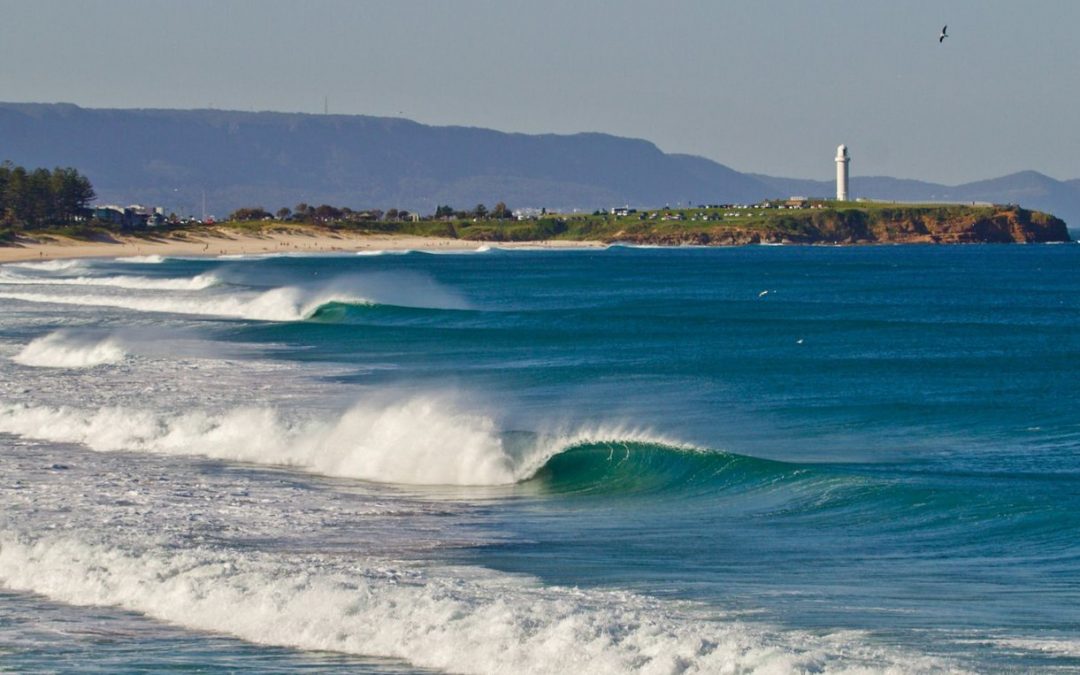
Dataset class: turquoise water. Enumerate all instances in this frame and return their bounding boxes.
[0,244,1078,672]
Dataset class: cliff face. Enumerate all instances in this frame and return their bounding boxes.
[612,206,1070,246]
[840,206,1068,244]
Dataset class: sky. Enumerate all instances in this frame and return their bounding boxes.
[1,0,1078,184]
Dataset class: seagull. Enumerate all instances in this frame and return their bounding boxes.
[939,25,948,43]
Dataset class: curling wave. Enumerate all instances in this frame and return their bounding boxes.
[526,440,803,496]
[0,285,373,321]
[0,272,467,321]
[0,398,682,486]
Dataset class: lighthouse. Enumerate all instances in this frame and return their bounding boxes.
[835,144,850,201]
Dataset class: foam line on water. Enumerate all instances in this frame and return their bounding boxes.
[0,270,219,290]
[114,254,167,263]
[0,286,370,321]
[4,259,86,271]
[0,533,953,674]
[0,272,467,321]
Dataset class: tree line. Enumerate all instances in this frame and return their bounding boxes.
[0,162,96,229]
[229,201,514,223]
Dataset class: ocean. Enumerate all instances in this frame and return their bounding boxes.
[0,244,1078,673]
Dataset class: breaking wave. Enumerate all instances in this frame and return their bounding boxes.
[0,533,946,674]
[0,270,220,290]
[355,249,413,256]
[0,398,678,487]
[530,441,802,496]
[5,259,85,272]
[0,272,467,321]
[0,286,371,321]
[114,254,167,263]
[12,331,127,368]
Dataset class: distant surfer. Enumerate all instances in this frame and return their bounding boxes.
[939,25,948,43]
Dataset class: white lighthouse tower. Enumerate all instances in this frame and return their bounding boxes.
[835,144,850,201]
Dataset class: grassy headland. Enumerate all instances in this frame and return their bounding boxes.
[1,202,1069,262]
[206,201,1069,246]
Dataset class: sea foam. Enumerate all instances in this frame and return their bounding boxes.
[0,285,368,321]
[12,331,127,368]
[0,398,677,486]
[115,254,167,263]
[0,270,219,290]
[0,533,949,674]
[0,272,466,321]
[5,259,86,272]
[0,398,513,485]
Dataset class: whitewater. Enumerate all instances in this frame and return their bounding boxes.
[2,246,1079,673]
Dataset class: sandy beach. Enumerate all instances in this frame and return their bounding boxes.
[0,228,605,264]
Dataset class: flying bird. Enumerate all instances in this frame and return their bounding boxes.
[939,25,948,43]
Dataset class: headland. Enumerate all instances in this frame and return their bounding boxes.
[0,201,1069,263]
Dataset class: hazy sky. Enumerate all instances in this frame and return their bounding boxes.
[2,0,1078,184]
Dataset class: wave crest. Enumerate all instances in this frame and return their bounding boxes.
[0,285,371,321]
[5,259,85,271]
[0,398,688,487]
[115,254,167,263]
[0,533,946,674]
[0,272,466,321]
[12,331,127,368]
[0,270,219,290]
[0,398,513,485]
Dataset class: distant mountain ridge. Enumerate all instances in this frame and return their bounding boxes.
[1,102,1077,227]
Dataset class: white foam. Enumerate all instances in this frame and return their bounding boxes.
[5,259,86,271]
[0,534,948,674]
[0,272,466,321]
[0,270,219,291]
[0,398,511,485]
[0,285,369,321]
[989,637,1080,658]
[12,331,127,368]
[115,254,167,263]
[0,398,677,486]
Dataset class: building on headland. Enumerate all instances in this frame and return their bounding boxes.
[835,144,850,201]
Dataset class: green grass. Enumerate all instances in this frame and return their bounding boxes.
[190,201,1061,245]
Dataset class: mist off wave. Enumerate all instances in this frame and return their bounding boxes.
[0,395,677,486]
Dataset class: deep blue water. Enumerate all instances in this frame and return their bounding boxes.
[1,244,1078,672]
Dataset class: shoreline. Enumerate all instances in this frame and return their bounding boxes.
[0,228,606,264]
